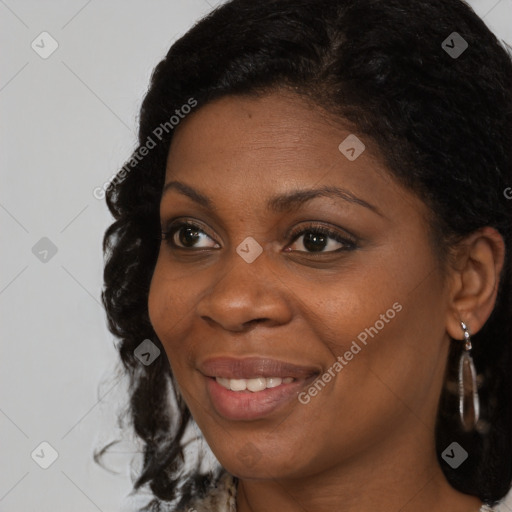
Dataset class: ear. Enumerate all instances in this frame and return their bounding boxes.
[445,226,506,340]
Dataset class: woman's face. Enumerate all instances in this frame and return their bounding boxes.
[148,90,454,480]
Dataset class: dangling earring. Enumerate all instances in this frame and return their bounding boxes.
[458,321,480,431]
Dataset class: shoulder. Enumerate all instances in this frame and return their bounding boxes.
[174,471,237,512]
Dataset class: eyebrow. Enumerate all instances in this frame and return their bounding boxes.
[162,180,383,216]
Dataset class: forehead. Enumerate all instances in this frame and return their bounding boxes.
[167,91,374,172]
[163,91,423,220]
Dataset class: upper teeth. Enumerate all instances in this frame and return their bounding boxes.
[215,376,295,392]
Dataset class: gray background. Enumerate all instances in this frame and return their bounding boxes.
[1,1,511,511]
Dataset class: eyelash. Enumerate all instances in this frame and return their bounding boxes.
[160,220,357,254]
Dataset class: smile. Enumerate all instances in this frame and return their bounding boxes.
[199,357,320,420]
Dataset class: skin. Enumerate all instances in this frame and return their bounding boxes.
[147,89,505,512]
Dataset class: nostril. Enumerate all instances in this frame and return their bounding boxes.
[244,318,267,328]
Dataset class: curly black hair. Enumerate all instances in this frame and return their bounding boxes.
[97,0,512,509]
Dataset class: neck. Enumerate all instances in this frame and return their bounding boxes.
[235,426,483,512]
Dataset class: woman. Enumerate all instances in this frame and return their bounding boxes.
[99,0,512,510]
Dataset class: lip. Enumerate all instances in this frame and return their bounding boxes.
[199,357,321,421]
[199,356,320,379]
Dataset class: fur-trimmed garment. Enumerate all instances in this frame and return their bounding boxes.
[175,471,237,512]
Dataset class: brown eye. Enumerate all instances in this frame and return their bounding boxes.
[287,225,356,254]
[161,222,220,249]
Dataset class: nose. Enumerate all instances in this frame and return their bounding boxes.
[195,245,292,332]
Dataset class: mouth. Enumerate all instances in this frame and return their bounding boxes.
[214,375,296,392]
[200,356,320,380]
[199,356,321,420]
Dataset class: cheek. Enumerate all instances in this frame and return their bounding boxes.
[147,255,189,352]
[309,238,445,391]
[300,257,405,361]
[329,276,447,420]
[147,252,210,381]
